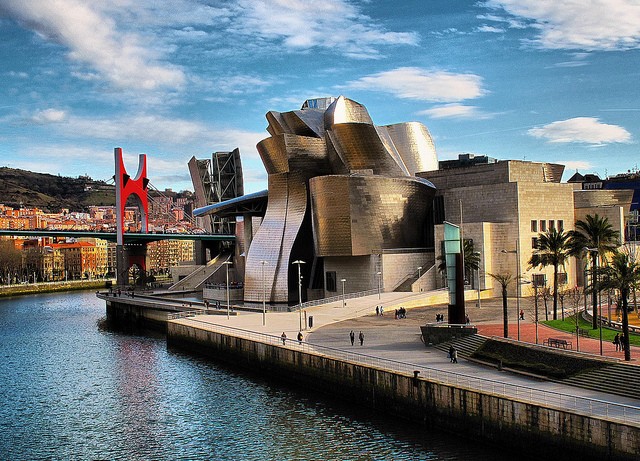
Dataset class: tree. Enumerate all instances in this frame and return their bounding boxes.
[569,214,620,329]
[598,248,640,361]
[528,228,573,320]
[489,272,514,338]
[437,239,480,283]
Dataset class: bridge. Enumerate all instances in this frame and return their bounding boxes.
[0,229,234,243]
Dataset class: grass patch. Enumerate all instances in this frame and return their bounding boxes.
[472,339,610,379]
[543,315,640,347]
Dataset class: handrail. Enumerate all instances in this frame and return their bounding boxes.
[295,289,378,310]
[170,317,640,424]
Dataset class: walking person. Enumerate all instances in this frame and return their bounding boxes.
[448,345,454,362]
[349,330,355,346]
[451,346,458,363]
[613,333,620,352]
[358,331,364,346]
[281,332,287,345]
[375,306,379,316]
[297,331,303,344]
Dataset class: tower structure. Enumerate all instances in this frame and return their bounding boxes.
[114,147,149,286]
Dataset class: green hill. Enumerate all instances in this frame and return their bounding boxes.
[0,167,115,212]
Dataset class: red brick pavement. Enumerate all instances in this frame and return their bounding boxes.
[476,321,638,362]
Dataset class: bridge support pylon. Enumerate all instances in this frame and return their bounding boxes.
[114,147,150,287]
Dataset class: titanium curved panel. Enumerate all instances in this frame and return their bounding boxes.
[258,134,330,175]
[282,110,325,138]
[310,175,436,256]
[326,124,405,176]
[244,171,308,303]
[257,136,289,174]
[266,111,286,137]
[382,122,438,175]
[324,96,373,127]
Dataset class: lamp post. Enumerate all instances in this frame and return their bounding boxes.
[222,261,232,320]
[585,246,603,355]
[501,239,521,340]
[261,260,267,326]
[341,278,346,308]
[376,271,382,299]
[292,260,305,331]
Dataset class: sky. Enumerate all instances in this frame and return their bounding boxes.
[1,0,639,194]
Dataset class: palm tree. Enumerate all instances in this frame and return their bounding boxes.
[488,272,514,338]
[599,249,640,361]
[437,240,480,283]
[529,228,573,320]
[569,214,620,329]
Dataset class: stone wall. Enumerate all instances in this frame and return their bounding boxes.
[168,322,639,461]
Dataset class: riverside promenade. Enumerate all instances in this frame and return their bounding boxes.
[159,289,640,460]
[169,290,640,416]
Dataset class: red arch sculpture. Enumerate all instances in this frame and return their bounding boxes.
[115,147,149,245]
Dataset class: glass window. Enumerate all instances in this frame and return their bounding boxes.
[326,271,337,292]
[532,273,546,287]
[531,220,537,232]
[558,220,564,231]
[540,220,547,232]
[549,220,555,230]
[532,237,539,249]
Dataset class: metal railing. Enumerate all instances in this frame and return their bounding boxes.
[169,317,640,424]
[295,289,378,310]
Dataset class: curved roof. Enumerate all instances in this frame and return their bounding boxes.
[193,189,268,218]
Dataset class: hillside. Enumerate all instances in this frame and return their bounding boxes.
[0,167,115,212]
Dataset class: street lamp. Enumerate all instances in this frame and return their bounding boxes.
[502,239,521,340]
[585,246,603,355]
[341,278,346,308]
[292,260,305,331]
[376,271,382,299]
[261,260,267,326]
[222,261,233,320]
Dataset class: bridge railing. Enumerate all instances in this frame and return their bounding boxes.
[169,317,640,424]
[295,289,378,310]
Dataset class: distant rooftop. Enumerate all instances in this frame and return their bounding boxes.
[438,153,498,170]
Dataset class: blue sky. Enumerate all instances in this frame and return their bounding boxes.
[1,0,639,193]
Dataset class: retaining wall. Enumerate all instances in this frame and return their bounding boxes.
[168,321,640,461]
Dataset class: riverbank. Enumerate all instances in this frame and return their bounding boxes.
[103,289,640,460]
[0,279,113,297]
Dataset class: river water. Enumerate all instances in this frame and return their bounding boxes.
[0,291,518,460]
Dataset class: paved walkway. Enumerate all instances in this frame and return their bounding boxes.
[172,289,640,421]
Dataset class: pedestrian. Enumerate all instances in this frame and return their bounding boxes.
[465,314,470,324]
[349,330,355,346]
[376,306,379,316]
[520,309,525,320]
[448,345,454,362]
[451,346,458,363]
[297,331,303,344]
[613,333,620,351]
[281,332,287,345]
[380,306,384,316]
[358,331,364,346]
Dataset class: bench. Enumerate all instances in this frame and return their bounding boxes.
[543,337,573,349]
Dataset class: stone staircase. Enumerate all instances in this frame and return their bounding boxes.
[432,334,489,358]
[432,334,640,401]
[561,362,640,401]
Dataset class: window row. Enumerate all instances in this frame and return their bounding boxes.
[530,219,564,233]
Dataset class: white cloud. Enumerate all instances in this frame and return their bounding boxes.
[31,108,67,124]
[560,160,593,171]
[476,25,505,33]
[528,117,632,144]
[345,67,486,103]
[231,0,418,58]
[418,104,494,120]
[483,0,640,50]
[1,0,186,90]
